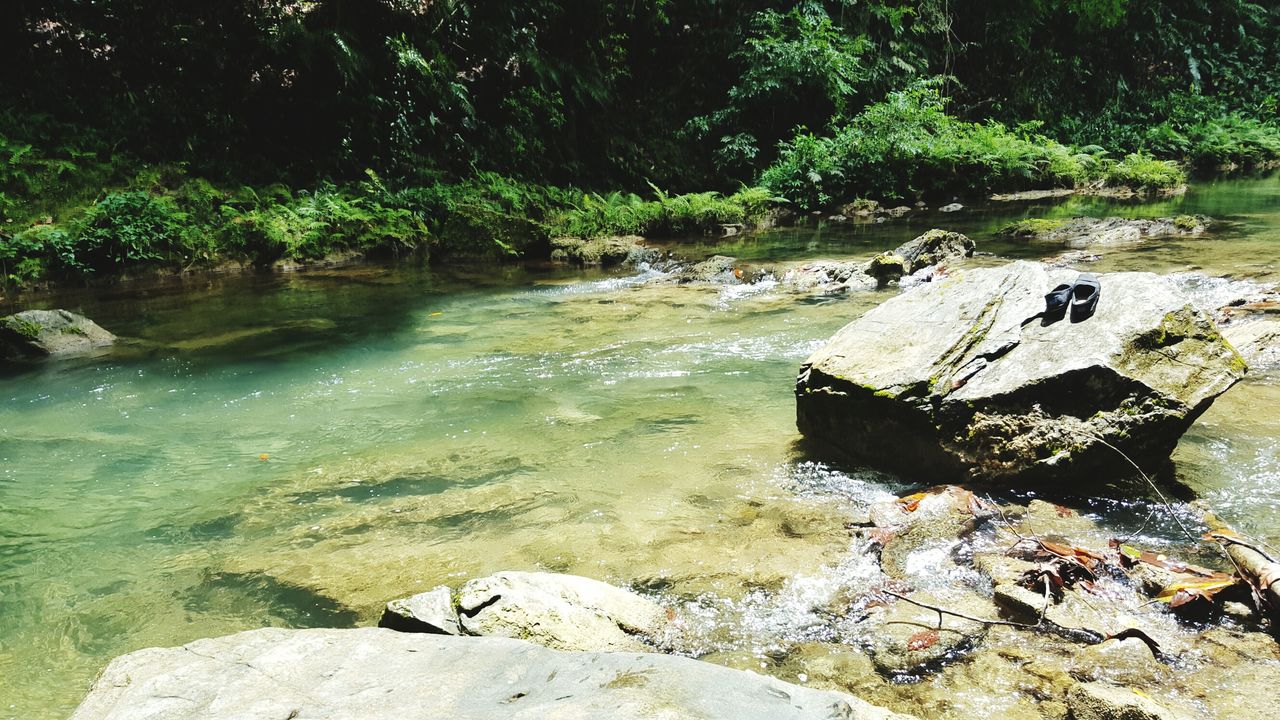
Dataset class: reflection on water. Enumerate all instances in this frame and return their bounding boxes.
[1,171,1278,718]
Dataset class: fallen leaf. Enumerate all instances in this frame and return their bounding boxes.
[1155,577,1238,607]
[907,629,939,652]
[1116,543,1227,579]
[1039,540,1106,568]
[897,492,928,513]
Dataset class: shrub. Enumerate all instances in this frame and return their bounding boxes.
[1105,153,1184,189]
[760,80,1187,209]
[71,191,187,272]
[547,184,777,239]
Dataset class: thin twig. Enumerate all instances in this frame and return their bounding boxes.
[883,590,1040,629]
[1067,428,1199,543]
[1117,507,1159,545]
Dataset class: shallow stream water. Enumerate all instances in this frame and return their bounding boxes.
[2,173,1278,718]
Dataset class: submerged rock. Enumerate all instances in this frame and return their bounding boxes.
[0,309,115,360]
[795,261,1245,484]
[70,628,915,720]
[865,591,989,676]
[1067,681,1192,720]
[999,215,1211,249]
[456,571,667,652]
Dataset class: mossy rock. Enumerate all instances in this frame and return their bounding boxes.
[1,309,116,360]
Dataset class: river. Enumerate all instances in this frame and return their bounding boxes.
[2,172,1278,718]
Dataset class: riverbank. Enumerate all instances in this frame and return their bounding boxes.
[15,87,1280,298]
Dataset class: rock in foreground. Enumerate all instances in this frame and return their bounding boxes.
[796,261,1245,483]
[70,628,913,720]
[0,309,115,360]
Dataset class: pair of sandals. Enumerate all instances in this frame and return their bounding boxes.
[1045,273,1101,323]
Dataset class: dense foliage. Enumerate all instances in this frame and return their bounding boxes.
[1,1,1277,285]
[4,1,1276,186]
[760,82,1186,208]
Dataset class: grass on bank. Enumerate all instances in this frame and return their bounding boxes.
[0,146,777,287]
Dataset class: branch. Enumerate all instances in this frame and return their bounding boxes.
[883,589,1040,629]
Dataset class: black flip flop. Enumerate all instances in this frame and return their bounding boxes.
[1070,273,1101,322]
[1043,283,1072,321]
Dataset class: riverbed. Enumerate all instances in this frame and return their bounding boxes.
[2,173,1278,718]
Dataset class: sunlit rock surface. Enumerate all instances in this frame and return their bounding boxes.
[1000,216,1211,248]
[456,571,667,651]
[796,261,1246,484]
[69,628,915,720]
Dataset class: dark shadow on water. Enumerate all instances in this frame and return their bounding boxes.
[144,513,244,543]
[287,463,532,505]
[184,571,359,628]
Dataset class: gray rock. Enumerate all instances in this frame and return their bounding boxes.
[993,583,1048,618]
[0,309,115,360]
[782,260,878,293]
[1222,318,1280,369]
[865,253,911,286]
[457,571,666,652]
[939,203,964,213]
[886,206,912,218]
[891,229,975,274]
[1066,681,1191,720]
[795,261,1245,484]
[1000,216,1210,249]
[550,235,657,267]
[674,254,740,283]
[865,229,975,287]
[989,189,1077,202]
[69,628,916,720]
[380,585,461,635]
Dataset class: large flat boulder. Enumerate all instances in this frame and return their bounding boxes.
[999,216,1210,249]
[0,309,115,360]
[795,261,1244,484]
[69,628,914,720]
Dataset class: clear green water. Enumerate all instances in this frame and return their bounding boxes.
[2,173,1278,718]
